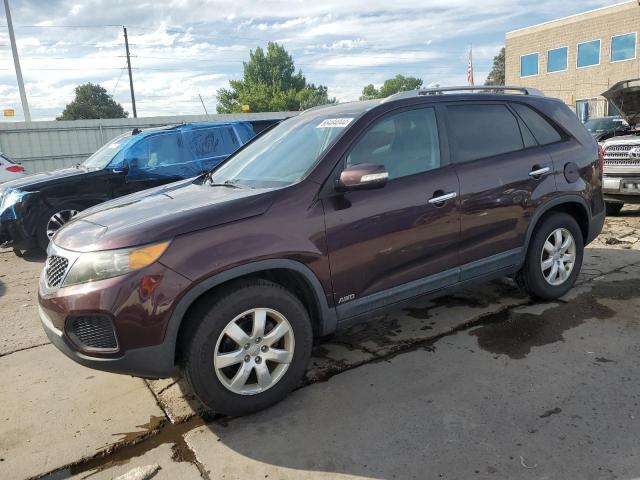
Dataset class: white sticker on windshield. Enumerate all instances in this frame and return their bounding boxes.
[316,118,353,129]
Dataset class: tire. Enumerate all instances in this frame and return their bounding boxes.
[36,205,82,251]
[605,202,624,216]
[515,212,584,300]
[183,279,313,416]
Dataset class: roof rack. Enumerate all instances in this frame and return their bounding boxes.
[382,85,545,103]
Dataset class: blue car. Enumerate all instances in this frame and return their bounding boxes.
[0,121,256,253]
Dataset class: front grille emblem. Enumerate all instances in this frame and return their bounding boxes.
[628,147,640,159]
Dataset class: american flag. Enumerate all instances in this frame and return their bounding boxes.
[467,45,474,86]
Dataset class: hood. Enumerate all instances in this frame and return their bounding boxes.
[53,178,277,252]
[0,167,88,192]
[602,79,640,127]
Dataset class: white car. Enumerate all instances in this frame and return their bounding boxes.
[0,154,26,183]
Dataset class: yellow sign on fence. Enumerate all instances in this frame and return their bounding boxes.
[241,104,250,112]
[3,109,15,117]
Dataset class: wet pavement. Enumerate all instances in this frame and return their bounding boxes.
[1,208,640,479]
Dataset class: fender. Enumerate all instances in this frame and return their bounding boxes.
[519,194,591,268]
[161,258,338,361]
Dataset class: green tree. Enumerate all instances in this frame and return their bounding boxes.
[57,83,128,120]
[359,75,423,100]
[216,42,335,113]
[484,47,505,86]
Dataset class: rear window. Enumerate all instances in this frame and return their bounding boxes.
[511,103,562,145]
[447,104,524,163]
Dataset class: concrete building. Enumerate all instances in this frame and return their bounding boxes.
[505,1,640,121]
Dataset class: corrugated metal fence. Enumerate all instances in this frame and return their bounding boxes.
[0,112,297,174]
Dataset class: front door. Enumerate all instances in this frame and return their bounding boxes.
[322,106,460,317]
[110,131,186,198]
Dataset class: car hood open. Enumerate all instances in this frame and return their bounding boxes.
[53,178,277,252]
[602,79,640,127]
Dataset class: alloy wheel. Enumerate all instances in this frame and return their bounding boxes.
[214,308,295,395]
[540,227,576,286]
[46,209,79,239]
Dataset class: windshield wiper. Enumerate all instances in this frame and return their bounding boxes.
[209,179,243,189]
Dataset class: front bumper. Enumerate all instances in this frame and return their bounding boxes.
[0,218,37,250]
[40,305,176,378]
[603,176,640,204]
[38,244,192,378]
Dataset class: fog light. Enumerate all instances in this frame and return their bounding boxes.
[66,314,119,353]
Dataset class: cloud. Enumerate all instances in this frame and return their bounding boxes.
[0,0,615,120]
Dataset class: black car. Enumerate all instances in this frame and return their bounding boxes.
[0,121,255,254]
[584,116,629,142]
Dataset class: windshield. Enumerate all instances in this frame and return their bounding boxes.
[209,113,356,188]
[81,133,131,170]
[584,117,621,133]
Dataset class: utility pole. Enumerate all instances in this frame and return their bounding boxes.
[123,26,137,118]
[4,0,30,122]
[198,93,209,115]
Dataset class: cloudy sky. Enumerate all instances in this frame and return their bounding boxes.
[0,0,621,120]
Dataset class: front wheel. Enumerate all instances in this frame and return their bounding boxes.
[183,280,313,416]
[515,212,584,300]
[36,206,81,250]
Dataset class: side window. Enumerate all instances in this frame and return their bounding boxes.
[510,103,562,145]
[346,108,441,180]
[446,104,524,163]
[147,132,183,167]
[125,133,183,170]
[125,138,151,170]
[186,127,240,161]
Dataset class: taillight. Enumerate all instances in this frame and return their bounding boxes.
[597,143,604,179]
[5,165,24,173]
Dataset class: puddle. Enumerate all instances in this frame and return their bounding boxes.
[469,278,640,359]
[37,414,213,479]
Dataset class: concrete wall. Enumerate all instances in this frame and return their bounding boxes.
[0,112,296,174]
[505,1,640,112]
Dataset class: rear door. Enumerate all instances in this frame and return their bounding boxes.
[445,101,557,278]
[183,125,243,171]
[322,106,460,316]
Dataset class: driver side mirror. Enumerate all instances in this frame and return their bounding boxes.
[336,164,389,192]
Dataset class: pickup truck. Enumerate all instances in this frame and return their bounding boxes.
[601,79,640,215]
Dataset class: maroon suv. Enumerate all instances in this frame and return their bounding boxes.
[39,86,605,415]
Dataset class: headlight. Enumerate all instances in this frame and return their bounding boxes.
[62,240,170,286]
[0,189,31,221]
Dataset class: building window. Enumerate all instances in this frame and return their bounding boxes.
[547,47,568,73]
[575,98,601,123]
[577,39,600,68]
[520,53,539,77]
[611,32,637,62]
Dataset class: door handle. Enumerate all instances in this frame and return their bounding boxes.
[428,191,457,204]
[529,166,551,178]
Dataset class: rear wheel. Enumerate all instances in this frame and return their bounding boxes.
[605,202,624,216]
[36,205,81,250]
[183,280,313,416]
[515,212,583,300]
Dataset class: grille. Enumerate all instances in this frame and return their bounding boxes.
[603,144,640,166]
[45,255,69,288]
[67,315,118,351]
